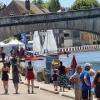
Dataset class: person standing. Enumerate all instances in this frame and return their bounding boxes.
[1,62,10,94]
[93,71,100,100]
[0,47,6,63]
[5,55,11,68]
[89,69,95,100]
[52,69,59,91]
[80,63,91,100]
[12,65,20,94]
[25,61,35,94]
[58,61,67,92]
[69,65,82,100]
[11,55,19,94]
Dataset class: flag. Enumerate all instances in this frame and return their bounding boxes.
[70,55,77,69]
[21,32,27,45]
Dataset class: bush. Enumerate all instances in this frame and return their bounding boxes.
[97,40,100,44]
[37,71,44,82]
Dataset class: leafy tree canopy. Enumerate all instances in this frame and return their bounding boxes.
[48,0,61,12]
[32,0,44,5]
[71,0,100,10]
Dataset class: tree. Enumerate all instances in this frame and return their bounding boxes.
[37,0,44,5]
[32,0,37,5]
[48,0,61,12]
[43,1,49,9]
[0,1,3,10]
[32,0,44,5]
[71,0,100,10]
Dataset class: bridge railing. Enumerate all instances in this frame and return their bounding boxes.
[58,44,100,53]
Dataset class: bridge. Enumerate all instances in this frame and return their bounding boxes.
[0,8,100,40]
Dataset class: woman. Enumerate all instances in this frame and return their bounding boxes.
[12,64,20,94]
[58,61,67,92]
[11,55,19,94]
[25,61,35,94]
[1,62,10,94]
[93,71,100,100]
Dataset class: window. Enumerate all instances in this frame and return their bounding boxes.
[64,33,69,37]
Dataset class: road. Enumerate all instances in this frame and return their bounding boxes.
[0,80,73,100]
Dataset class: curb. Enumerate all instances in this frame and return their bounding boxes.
[40,87,59,94]
[61,94,74,99]
[40,87,74,99]
[22,81,75,99]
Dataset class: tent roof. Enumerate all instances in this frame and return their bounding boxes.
[0,41,6,46]
[7,39,23,45]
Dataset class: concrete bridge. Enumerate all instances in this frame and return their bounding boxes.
[0,8,100,40]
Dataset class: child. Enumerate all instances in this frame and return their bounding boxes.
[52,69,58,91]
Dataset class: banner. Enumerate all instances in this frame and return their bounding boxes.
[21,32,27,49]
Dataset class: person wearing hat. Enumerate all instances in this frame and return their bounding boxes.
[80,63,91,100]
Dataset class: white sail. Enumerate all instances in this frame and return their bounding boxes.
[43,30,57,53]
[33,31,42,53]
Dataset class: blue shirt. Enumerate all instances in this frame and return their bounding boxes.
[80,70,91,91]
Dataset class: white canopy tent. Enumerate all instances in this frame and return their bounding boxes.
[7,39,24,46]
[0,41,7,47]
[3,39,25,55]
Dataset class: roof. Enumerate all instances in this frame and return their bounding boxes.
[0,0,50,17]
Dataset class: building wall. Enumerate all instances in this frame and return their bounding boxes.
[64,39,73,47]
[80,31,100,45]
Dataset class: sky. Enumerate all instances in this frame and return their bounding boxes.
[0,0,100,7]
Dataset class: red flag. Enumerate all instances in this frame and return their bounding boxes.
[70,55,77,69]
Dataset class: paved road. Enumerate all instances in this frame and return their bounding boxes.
[0,80,73,100]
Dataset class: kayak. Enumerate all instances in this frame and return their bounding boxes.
[24,55,44,60]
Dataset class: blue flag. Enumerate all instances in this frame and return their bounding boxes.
[21,32,27,45]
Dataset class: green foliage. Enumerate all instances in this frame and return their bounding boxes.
[43,1,49,9]
[93,40,100,44]
[0,2,3,10]
[96,40,100,44]
[32,0,37,4]
[48,0,61,12]
[71,0,100,10]
[32,0,49,9]
[32,0,44,5]
[37,0,44,5]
